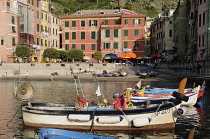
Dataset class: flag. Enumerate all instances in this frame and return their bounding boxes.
[140,87,145,97]
[135,80,142,89]
[95,85,101,96]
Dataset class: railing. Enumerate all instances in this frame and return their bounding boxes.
[168,67,210,77]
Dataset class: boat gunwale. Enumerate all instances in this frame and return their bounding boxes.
[22,99,181,116]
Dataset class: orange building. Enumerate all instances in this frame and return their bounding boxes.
[61,9,145,61]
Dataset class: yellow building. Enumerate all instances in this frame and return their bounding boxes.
[40,0,50,62]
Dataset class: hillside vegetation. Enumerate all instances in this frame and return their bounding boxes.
[51,0,179,17]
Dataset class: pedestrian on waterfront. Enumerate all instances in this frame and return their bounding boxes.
[192,64,196,73]
[189,65,192,74]
[197,63,201,74]
[26,71,29,78]
[185,66,188,74]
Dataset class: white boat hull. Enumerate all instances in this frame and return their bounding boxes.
[22,101,181,131]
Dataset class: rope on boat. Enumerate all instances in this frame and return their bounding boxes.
[90,108,97,133]
[118,107,131,127]
[7,106,21,127]
[170,102,210,139]
[150,103,164,119]
[91,72,107,105]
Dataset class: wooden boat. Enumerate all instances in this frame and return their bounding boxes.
[130,85,201,106]
[21,99,182,131]
[129,80,206,106]
[14,77,188,131]
[36,128,116,139]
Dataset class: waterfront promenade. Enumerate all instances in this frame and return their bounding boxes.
[0,63,208,84]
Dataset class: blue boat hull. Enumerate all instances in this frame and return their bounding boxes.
[37,128,116,139]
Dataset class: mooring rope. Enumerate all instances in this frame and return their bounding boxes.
[7,106,21,127]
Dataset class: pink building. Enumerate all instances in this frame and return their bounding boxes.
[197,0,207,60]
[61,9,145,61]
[0,0,19,63]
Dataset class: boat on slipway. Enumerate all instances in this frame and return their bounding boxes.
[13,77,188,131]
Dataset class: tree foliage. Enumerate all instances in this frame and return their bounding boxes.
[43,48,59,60]
[67,49,84,61]
[15,45,31,58]
[94,51,102,60]
[58,50,67,60]
[51,0,179,17]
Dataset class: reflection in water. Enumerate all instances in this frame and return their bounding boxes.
[0,79,209,138]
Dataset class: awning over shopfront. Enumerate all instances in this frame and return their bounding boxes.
[151,54,162,58]
[103,53,121,60]
[123,52,137,59]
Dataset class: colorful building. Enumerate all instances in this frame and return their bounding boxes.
[0,0,19,63]
[61,9,145,61]
[197,0,207,61]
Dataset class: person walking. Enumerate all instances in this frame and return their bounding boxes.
[196,63,201,75]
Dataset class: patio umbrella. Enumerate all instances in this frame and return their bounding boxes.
[104,53,118,59]
[104,56,112,59]
[151,54,162,58]
[136,57,143,59]
[124,52,137,58]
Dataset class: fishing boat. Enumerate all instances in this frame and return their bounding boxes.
[14,77,188,131]
[36,128,117,139]
[128,80,206,106]
[129,85,200,106]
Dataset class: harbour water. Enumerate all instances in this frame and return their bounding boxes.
[0,76,209,139]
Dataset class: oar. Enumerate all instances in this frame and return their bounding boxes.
[178,78,187,94]
[188,127,195,139]
[172,78,189,102]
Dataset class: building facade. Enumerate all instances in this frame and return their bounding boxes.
[0,0,19,63]
[61,9,145,61]
[150,10,175,59]
[197,0,207,61]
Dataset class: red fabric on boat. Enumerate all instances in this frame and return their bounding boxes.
[112,94,126,110]
[77,97,87,105]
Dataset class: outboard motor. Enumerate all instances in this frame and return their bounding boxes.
[113,92,120,99]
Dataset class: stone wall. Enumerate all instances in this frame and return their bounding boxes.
[0,63,119,77]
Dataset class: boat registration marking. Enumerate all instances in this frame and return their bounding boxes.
[155,109,170,117]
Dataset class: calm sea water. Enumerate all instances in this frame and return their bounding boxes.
[0,76,209,139]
